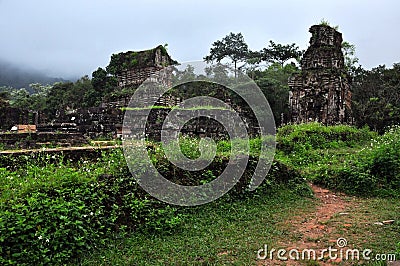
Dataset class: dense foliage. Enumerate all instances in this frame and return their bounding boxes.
[352,63,400,132]
[252,63,299,124]
[0,139,309,265]
[0,150,182,265]
[312,125,400,196]
[277,123,400,197]
[277,122,376,153]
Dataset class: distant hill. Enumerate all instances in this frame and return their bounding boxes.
[0,59,67,92]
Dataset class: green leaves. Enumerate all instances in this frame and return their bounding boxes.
[277,122,377,154]
[0,150,182,265]
[282,124,400,197]
[204,32,249,65]
[260,40,304,67]
[0,139,314,264]
[352,63,400,132]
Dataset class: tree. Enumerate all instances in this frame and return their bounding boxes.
[341,41,359,75]
[204,32,249,78]
[68,76,94,108]
[260,40,303,67]
[8,88,30,109]
[174,64,196,83]
[253,63,300,125]
[0,87,11,108]
[91,67,118,103]
[45,82,74,116]
[27,83,51,111]
[91,67,108,92]
[352,64,400,132]
[0,92,9,108]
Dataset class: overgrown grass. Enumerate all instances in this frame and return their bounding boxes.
[339,198,400,255]
[78,187,314,265]
[277,122,376,153]
[276,123,400,197]
[80,123,400,265]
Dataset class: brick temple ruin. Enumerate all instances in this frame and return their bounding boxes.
[288,25,353,125]
[112,45,176,88]
[103,45,181,109]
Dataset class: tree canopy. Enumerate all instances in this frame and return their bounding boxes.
[204,32,249,75]
[259,40,303,66]
[352,63,400,132]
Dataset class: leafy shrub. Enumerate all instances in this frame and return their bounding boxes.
[0,191,102,265]
[277,123,376,153]
[368,126,400,189]
[313,126,400,196]
[0,150,181,265]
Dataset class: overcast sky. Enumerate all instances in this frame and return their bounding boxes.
[0,0,399,79]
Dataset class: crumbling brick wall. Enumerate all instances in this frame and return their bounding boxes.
[0,107,38,131]
[125,107,260,141]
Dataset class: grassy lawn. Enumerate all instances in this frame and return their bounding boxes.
[79,188,314,265]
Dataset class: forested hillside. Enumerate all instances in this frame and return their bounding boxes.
[0,59,65,91]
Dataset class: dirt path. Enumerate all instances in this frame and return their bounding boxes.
[258,184,357,265]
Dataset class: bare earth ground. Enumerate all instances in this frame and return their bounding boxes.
[258,184,361,265]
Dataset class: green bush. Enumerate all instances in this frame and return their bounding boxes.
[0,191,102,265]
[0,150,181,265]
[313,126,400,196]
[368,126,400,189]
[277,123,376,153]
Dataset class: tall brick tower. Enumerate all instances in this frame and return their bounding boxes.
[288,25,352,124]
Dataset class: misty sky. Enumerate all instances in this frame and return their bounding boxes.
[0,0,399,79]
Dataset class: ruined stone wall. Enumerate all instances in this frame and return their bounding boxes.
[288,25,352,124]
[116,46,174,88]
[46,106,259,141]
[49,107,124,139]
[117,66,161,87]
[0,107,37,131]
[2,104,260,143]
[125,108,260,141]
[0,132,88,149]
